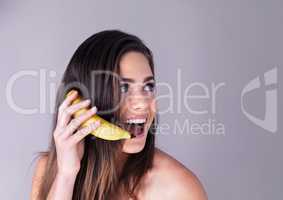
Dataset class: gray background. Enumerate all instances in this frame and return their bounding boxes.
[0,0,282,199]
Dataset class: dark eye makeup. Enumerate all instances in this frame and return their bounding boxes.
[143,82,155,92]
[119,81,155,93]
[120,83,129,93]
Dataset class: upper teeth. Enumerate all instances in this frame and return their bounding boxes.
[126,118,146,124]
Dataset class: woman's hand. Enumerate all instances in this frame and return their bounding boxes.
[53,90,100,176]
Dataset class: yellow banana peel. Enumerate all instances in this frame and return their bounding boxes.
[66,90,131,141]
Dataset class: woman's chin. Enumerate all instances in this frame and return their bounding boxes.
[122,141,146,154]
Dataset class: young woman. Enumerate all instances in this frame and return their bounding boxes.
[31,30,207,200]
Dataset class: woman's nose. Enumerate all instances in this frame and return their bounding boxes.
[127,94,150,113]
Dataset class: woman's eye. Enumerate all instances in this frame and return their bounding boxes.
[144,82,155,92]
[120,83,129,93]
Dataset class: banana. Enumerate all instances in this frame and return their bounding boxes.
[66,90,131,141]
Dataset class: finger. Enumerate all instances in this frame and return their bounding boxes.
[69,120,101,144]
[58,99,91,129]
[58,90,78,117]
[63,106,97,137]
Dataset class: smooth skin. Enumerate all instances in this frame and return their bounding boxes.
[31,52,207,200]
[118,51,157,154]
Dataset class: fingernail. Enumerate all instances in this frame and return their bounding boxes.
[66,90,77,97]
[84,99,90,104]
[91,106,97,112]
[70,90,78,95]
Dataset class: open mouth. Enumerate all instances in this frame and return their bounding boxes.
[118,118,147,138]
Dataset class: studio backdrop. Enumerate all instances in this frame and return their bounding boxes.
[0,0,282,199]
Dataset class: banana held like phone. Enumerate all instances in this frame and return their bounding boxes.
[66,90,131,141]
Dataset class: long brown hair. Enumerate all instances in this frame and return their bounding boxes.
[37,30,158,199]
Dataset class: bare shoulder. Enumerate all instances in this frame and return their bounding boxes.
[142,148,207,200]
[31,154,48,199]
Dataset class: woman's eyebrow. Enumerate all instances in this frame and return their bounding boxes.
[121,76,154,83]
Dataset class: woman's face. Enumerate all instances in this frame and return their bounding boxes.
[118,52,156,154]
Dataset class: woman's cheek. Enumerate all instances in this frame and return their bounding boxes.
[150,98,157,114]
